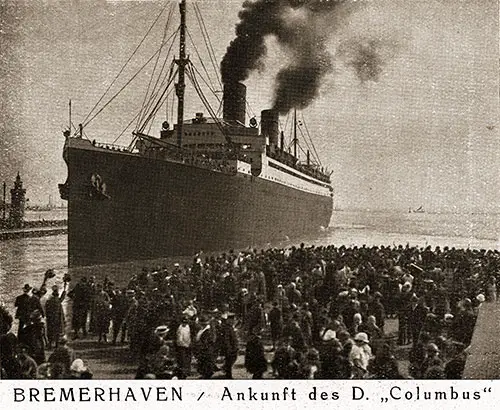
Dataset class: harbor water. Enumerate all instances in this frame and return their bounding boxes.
[0,209,498,315]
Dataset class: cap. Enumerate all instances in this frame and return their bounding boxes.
[426,343,439,353]
[70,359,88,373]
[354,332,369,344]
[154,325,169,338]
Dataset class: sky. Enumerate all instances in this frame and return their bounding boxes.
[0,0,498,213]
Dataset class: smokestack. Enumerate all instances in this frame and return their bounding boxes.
[261,109,279,147]
[223,82,246,125]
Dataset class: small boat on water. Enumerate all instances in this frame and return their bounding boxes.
[409,206,425,214]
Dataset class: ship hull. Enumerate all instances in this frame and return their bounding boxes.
[65,141,333,267]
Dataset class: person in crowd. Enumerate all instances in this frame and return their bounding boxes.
[0,302,13,336]
[369,291,386,332]
[0,332,21,379]
[268,301,283,351]
[397,283,413,345]
[485,276,497,302]
[18,309,46,365]
[17,343,38,379]
[194,315,218,379]
[68,277,92,339]
[444,342,468,379]
[272,336,296,379]
[45,284,66,349]
[367,342,403,379]
[300,347,321,379]
[174,314,194,379]
[94,283,111,343]
[110,288,130,345]
[452,298,477,346]
[14,284,33,337]
[220,312,239,379]
[349,332,373,379]
[409,295,429,346]
[69,358,93,379]
[244,329,267,379]
[48,336,75,375]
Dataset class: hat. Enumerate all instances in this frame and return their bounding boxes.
[476,294,485,303]
[174,263,180,267]
[23,284,32,292]
[45,269,56,279]
[51,285,59,292]
[155,325,169,338]
[70,359,88,373]
[30,309,42,321]
[426,343,440,353]
[444,313,454,320]
[321,328,337,342]
[126,289,136,296]
[354,332,369,344]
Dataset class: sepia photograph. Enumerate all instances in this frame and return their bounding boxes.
[0,0,498,384]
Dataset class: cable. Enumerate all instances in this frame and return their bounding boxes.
[193,3,222,90]
[136,2,176,131]
[112,110,142,145]
[82,1,170,126]
[83,28,180,128]
[186,28,217,94]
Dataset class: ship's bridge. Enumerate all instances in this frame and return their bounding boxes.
[160,113,263,150]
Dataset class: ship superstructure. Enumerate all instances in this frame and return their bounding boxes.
[60,0,333,267]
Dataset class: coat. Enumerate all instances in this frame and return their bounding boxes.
[45,293,65,342]
[195,326,217,377]
[244,335,267,375]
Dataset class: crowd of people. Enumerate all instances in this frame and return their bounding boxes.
[1,243,498,380]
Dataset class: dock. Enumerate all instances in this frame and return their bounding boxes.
[0,224,67,240]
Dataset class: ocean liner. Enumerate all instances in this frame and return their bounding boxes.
[59,0,333,267]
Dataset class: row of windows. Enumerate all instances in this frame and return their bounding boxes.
[262,171,327,196]
[268,161,331,190]
[184,131,217,137]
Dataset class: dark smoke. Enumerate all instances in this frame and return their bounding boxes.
[338,38,396,83]
[221,0,346,114]
[273,42,332,114]
[220,0,283,85]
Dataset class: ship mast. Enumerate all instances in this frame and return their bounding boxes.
[175,0,188,147]
[293,108,298,158]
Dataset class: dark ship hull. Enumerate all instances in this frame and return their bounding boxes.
[64,139,332,267]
